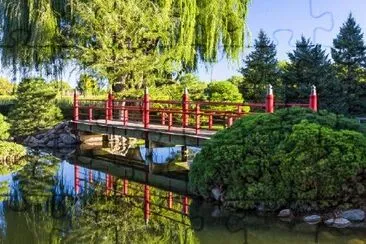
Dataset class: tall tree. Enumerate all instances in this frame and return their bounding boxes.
[282,37,339,112]
[239,30,279,102]
[9,78,63,136]
[0,0,250,90]
[331,13,366,115]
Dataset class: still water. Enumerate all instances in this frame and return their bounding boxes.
[0,146,365,244]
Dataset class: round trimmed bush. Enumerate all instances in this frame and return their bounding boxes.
[189,107,366,211]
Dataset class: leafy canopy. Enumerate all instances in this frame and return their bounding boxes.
[0,0,250,89]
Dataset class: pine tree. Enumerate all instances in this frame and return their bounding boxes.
[9,78,63,136]
[239,30,279,102]
[283,37,340,112]
[331,13,366,115]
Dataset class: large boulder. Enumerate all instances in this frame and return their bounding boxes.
[325,218,351,228]
[342,209,365,222]
[60,133,77,145]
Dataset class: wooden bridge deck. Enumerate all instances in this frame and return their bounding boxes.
[74,119,216,146]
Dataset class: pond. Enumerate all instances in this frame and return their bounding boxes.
[0,145,365,244]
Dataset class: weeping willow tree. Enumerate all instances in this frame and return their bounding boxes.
[0,0,250,89]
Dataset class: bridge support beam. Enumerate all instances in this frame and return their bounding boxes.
[181,145,188,162]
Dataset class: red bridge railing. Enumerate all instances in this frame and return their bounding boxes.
[73,85,318,134]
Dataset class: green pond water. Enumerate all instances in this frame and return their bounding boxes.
[0,147,365,244]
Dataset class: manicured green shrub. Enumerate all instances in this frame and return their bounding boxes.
[9,78,63,137]
[190,107,366,211]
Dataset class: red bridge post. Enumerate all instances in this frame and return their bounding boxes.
[168,192,173,209]
[309,85,318,112]
[108,92,113,120]
[73,90,79,121]
[105,100,109,124]
[182,88,189,127]
[183,196,189,215]
[266,84,274,113]
[143,87,150,129]
[144,184,151,224]
[195,103,200,134]
[123,179,128,195]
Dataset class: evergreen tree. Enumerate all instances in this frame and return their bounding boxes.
[239,30,279,102]
[331,13,366,115]
[9,78,63,136]
[283,37,340,112]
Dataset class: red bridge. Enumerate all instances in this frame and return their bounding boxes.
[73,85,318,147]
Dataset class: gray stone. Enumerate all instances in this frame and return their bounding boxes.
[325,218,351,228]
[304,215,321,224]
[211,187,222,201]
[60,133,77,145]
[46,140,55,148]
[57,143,66,148]
[211,206,222,217]
[342,209,365,222]
[278,209,292,218]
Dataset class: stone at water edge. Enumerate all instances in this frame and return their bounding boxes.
[278,209,292,218]
[324,218,351,228]
[60,133,77,145]
[342,209,365,222]
[304,215,321,224]
[211,187,222,201]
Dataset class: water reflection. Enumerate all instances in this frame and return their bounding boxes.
[0,149,364,243]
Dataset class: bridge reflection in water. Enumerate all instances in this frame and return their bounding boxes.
[1,148,366,243]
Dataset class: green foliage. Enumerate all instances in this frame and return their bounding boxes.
[282,37,339,111]
[190,107,366,210]
[205,81,242,102]
[331,14,366,115]
[16,154,60,205]
[49,80,73,96]
[0,113,10,140]
[9,78,63,137]
[66,181,198,243]
[0,141,27,174]
[77,74,104,96]
[0,0,250,90]
[0,77,13,95]
[239,30,279,102]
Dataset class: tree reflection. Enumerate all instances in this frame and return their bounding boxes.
[14,153,60,206]
[65,180,199,244]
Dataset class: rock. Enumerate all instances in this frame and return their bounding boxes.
[27,136,39,147]
[304,215,321,224]
[342,209,365,222]
[278,209,292,218]
[211,187,222,201]
[60,133,77,145]
[324,218,351,228]
[211,206,222,217]
[58,142,66,148]
[46,140,55,148]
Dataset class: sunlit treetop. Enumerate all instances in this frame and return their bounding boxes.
[0,0,250,87]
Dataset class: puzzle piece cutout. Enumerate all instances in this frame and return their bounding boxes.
[272,0,334,48]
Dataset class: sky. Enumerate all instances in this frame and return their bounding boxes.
[197,0,366,82]
[1,0,366,86]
